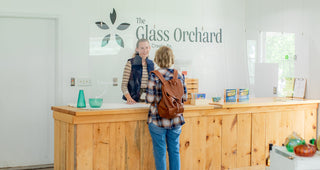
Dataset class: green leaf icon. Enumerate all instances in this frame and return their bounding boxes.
[95,22,109,30]
[117,23,130,30]
[96,8,129,48]
[115,34,124,48]
[110,8,116,25]
[101,34,111,47]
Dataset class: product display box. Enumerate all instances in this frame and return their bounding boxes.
[196,93,206,99]
[237,88,249,102]
[224,89,237,102]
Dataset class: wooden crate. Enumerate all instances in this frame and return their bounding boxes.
[185,78,198,104]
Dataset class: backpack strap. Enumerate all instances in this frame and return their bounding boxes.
[151,70,167,84]
[173,69,178,79]
[152,69,178,83]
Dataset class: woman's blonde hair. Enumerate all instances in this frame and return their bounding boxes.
[154,46,174,68]
[131,39,150,58]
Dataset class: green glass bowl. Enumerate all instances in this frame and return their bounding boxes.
[89,98,103,108]
[286,139,303,152]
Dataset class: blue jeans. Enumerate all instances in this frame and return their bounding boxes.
[148,122,182,170]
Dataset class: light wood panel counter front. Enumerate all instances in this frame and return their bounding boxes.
[52,98,319,170]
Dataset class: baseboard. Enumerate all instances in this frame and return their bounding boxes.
[0,164,53,170]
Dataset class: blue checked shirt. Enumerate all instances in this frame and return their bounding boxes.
[146,68,187,129]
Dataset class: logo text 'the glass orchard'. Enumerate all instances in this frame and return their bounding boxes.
[135,17,222,44]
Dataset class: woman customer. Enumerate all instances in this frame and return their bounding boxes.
[121,39,154,104]
[146,46,187,170]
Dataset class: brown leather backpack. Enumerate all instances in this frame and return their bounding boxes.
[152,69,185,119]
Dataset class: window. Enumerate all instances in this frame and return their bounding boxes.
[248,32,295,97]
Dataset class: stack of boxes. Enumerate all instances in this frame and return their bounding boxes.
[185,78,198,104]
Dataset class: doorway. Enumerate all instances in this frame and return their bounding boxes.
[0,16,57,167]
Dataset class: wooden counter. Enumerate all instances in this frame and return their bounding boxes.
[52,98,319,170]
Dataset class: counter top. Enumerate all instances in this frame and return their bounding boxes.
[210,97,320,108]
[51,103,217,116]
[52,98,320,117]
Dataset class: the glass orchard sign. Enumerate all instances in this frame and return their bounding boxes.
[93,8,223,52]
[135,17,222,45]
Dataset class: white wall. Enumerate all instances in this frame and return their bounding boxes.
[1,0,320,167]
[0,0,247,167]
[245,0,320,136]
[87,0,248,101]
[303,1,320,100]
[1,0,248,105]
[245,0,320,99]
[2,0,319,167]
[304,0,320,137]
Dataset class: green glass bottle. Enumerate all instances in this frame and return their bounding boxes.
[77,89,86,108]
[310,138,316,145]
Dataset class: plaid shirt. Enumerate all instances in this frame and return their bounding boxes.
[146,68,187,129]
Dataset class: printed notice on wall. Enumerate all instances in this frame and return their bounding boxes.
[293,78,307,98]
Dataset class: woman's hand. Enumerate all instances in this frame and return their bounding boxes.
[125,94,136,104]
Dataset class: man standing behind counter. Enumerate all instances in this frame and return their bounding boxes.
[121,39,154,104]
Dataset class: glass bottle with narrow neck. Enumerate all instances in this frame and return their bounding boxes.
[266,143,273,167]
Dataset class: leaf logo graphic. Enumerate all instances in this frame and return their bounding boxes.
[95,8,130,48]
